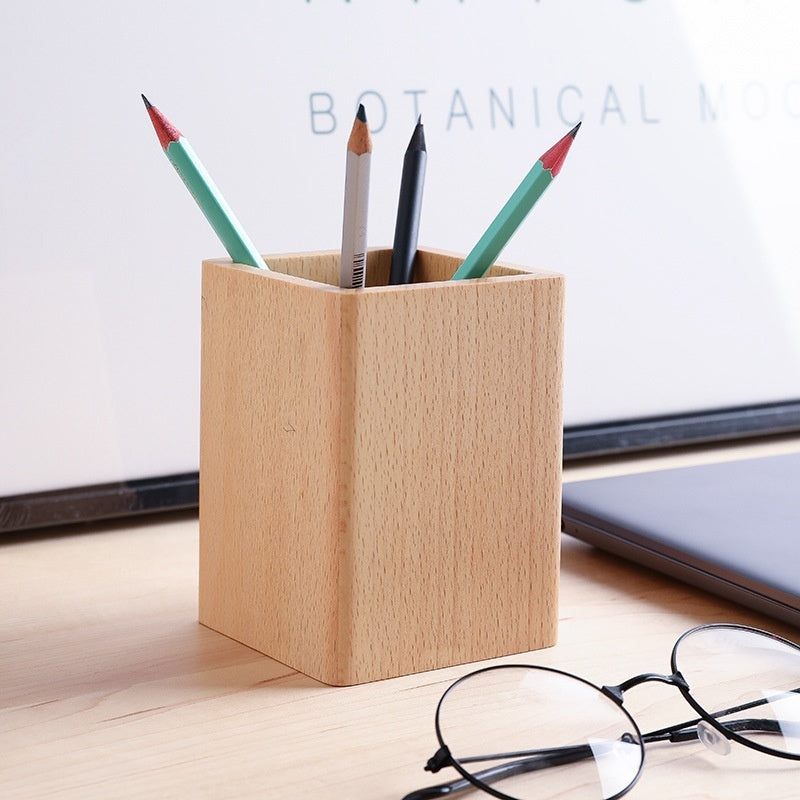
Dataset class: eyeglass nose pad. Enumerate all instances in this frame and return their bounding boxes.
[696,721,732,755]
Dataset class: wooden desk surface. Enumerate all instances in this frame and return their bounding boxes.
[3,437,800,799]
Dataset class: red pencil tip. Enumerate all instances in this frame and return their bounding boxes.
[143,97,182,150]
[539,124,581,177]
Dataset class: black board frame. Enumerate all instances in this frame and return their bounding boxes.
[3,399,800,534]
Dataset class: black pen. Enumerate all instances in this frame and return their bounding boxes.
[389,116,427,285]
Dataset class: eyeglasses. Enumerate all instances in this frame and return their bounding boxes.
[402,623,800,800]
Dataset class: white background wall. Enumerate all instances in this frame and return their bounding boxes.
[2,0,800,495]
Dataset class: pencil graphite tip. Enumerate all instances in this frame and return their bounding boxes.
[568,121,582,138]
[141,94,153,110]
[356,103,367,123]
[408,118,426,152]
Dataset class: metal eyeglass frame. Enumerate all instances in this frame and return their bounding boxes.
[402,623,800,800]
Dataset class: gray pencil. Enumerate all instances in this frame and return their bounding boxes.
[340,104,372,288]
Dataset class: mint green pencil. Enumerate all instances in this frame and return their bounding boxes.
[142,95,268,270]
[451,123,580,280]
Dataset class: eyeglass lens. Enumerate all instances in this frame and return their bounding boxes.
[674,625,800,758]
[436,666,644,800]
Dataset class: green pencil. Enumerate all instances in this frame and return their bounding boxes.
[451,123,581,281]
[142,95,268,270]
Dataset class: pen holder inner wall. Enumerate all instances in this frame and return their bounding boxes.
[199,247,565,685]
[260,248,527,287]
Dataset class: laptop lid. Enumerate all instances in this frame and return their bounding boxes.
[561,453,800,627]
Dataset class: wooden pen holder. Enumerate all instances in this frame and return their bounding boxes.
[198,248,564,685]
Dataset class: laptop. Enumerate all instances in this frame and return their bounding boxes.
[561,452,800,627]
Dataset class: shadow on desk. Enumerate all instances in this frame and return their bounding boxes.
[2,515,326,715]
[5,615,329,712]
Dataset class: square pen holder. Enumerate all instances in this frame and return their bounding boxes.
[198,248,564,686]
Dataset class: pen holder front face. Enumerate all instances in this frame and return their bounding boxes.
[199,248,564,686]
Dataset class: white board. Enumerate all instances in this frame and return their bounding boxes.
[2,0,800,497]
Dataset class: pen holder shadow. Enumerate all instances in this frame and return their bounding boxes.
[199,248,564,686]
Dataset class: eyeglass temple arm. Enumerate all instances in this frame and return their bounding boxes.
[608,677,798,743]
[642,688,799,744]
[644,716,783,744]
[400,772,472,800]
[400,741,602,800]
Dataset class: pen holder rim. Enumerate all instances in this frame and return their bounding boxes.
[202,245,563,292]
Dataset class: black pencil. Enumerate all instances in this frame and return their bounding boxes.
[389,116,427,285]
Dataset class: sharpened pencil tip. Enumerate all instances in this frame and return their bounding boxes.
[539,122,581,175]
[347,104,372,154]
[142,95,182,149]
[408,117,426,152]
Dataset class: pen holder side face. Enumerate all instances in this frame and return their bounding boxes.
[199,248,565,686]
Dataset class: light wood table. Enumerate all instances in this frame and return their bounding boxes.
[3,437,800,799]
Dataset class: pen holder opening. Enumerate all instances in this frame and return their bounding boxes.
[199,247,564,685]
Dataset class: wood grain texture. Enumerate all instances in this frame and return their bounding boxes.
[199,249,565,684]
[5,436,800,800]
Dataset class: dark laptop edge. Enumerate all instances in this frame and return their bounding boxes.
[561,511,800,627]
